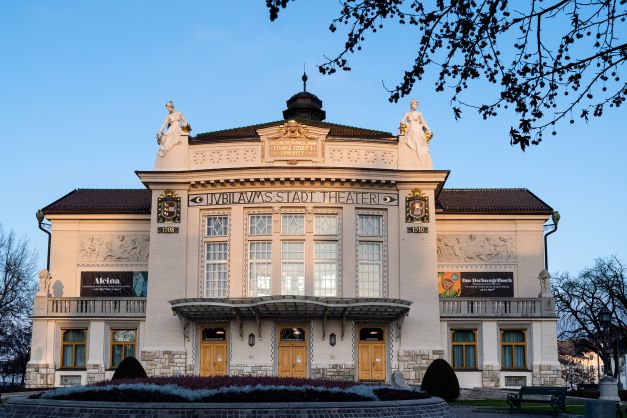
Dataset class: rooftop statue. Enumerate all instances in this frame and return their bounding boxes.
[399,99,433,161]
[156,101,190,158]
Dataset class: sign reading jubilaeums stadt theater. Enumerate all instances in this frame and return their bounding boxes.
[189,191,399,206]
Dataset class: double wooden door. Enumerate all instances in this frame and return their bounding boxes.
[200,327,227,377]
[278,326,307,378]
[358,327,386,381]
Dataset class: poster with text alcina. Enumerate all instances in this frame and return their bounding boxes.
[438,271,514,298]
[80,272,148,297]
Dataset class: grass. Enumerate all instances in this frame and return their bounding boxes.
[451,399,586,415]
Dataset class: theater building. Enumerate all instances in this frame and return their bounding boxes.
[26,85,562,389]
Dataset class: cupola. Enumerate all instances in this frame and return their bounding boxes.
[282,72,326,121]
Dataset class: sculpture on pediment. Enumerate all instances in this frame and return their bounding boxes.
[399,99,433,161]
[156,101,190,157]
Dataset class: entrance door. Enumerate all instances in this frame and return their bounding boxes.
[200,327,227,376]
[278,326,307,378]
[358,327,386,381]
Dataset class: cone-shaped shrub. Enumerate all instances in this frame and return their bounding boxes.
[420,358,460,401]
[112,356,148,380]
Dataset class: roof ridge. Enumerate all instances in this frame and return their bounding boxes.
[74,188,148,191]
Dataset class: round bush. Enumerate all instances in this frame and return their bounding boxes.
[112,356,147,380]
[420,358,460,401]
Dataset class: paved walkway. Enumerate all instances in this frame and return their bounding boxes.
[450,406,583,417]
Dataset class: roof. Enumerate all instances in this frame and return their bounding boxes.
[437,188,552,215]
[41,188,552,216]
[42,189,151,215]
[191,119,394,142]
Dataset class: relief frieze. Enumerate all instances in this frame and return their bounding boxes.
[437,234,516,263]
[79,234,150,263]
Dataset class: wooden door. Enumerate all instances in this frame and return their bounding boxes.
[200,326,228,377]
[278,326,308,378]
[358,327,386,381]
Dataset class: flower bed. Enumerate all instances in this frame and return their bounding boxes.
[34,376,429,403]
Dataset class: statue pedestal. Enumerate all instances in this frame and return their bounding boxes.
[154,133,189,170]
[397,135,433,169]
[599,375,620,401]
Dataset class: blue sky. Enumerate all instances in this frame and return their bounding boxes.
[1,1,625,276]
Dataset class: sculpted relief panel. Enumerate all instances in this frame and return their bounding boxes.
[437,234,516,264]
[79,235,150,263]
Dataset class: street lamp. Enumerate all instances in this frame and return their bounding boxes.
[598,305,619,400]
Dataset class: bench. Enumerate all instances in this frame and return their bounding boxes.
[507,386,568,413]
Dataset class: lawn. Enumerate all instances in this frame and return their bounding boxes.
[451,399,586,415]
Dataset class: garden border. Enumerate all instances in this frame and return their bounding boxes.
[4,396,451,417]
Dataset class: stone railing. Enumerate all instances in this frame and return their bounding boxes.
[439,297,555,318]
[43,297,146,318]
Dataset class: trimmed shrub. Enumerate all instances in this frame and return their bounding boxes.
[420,358,460,401]
[112,357,147,380]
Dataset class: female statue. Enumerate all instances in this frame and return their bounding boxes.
[156,101,189,157]
[400,99,432,160]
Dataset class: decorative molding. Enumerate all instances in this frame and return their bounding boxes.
[193,148,260,167]
[437,234,517,264]
[79,234,150,263]
[437,263,517,270]
[326,147,396,167]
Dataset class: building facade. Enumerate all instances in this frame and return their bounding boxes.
[26,88,562,389]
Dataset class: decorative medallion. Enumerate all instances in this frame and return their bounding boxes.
[405,189,429,223]
[157,190,181,223]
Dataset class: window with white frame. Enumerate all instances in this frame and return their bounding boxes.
[357,213,385,297]
[281,241,305,295]
[203,214,229,297]
[246,211,341,297]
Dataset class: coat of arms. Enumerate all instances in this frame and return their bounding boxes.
[157,190,181,223]
[405,189,429,223]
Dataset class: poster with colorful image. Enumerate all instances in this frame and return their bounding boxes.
[438,272,461,298]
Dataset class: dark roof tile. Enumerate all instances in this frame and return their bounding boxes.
[42,188,552,216]
[191,119,393,142]
[42,189,151,215]
[436,188,552,214]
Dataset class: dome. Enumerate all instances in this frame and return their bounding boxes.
[282,72,326,121]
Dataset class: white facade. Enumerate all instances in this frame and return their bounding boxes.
[26,94,562,388]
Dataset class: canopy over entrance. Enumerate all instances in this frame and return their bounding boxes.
[169,295,411,340]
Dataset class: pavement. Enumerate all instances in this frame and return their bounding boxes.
[450,405,584,417]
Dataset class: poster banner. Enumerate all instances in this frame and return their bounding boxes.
[80,272,148,297]
[438,271,514,298]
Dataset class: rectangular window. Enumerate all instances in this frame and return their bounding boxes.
[357,213,385,297]
[110,329,137,368]
[358,214,382,237]
[314,214,338,235]
[61,329,87,368]
[249,215,272,235]
[451,329,477,369]
[203,215,229,298]
[282,214,305,235]
[281,241,305,295]
[205,242,228,297]
[314,241,338,296]
[249,241,272,296]
[357,242,382,297]
[206,215,229,237]
[501,330,527,369]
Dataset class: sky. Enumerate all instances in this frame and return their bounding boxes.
[1,1,625,277]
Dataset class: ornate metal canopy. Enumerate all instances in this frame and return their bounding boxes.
[169,295,412,340]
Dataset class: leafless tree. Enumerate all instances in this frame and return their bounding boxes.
[266,0,627,149]
[553,256,627,377]
[0,226,37,385]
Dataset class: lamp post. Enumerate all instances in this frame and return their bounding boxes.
[543,211,560,270]
[598,305,619,400]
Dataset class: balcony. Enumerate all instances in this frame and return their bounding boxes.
[439,297,556,318]
[34,297,146,318]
